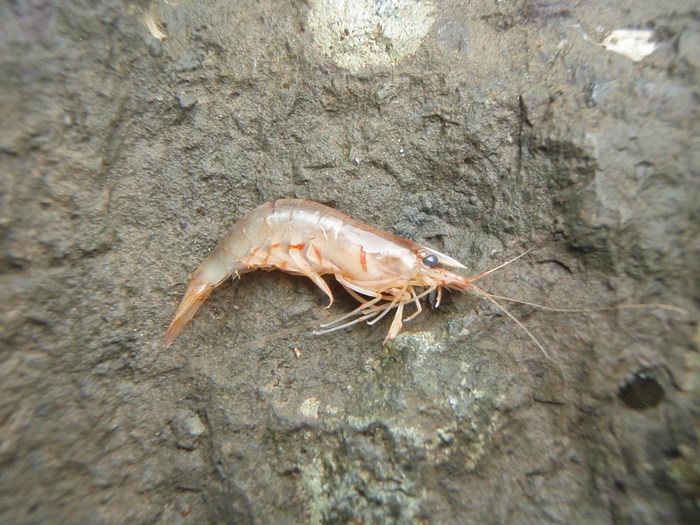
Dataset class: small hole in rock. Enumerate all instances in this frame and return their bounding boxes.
[618,373,665,409]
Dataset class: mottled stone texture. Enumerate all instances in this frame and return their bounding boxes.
[1,1,698,523]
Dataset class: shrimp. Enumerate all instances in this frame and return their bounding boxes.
[164,199,685,351]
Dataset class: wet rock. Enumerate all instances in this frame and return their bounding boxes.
[0,0,698,523]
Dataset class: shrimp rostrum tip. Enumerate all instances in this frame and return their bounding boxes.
[163,199,545,351]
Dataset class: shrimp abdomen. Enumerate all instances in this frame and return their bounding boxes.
[163,207,265,347]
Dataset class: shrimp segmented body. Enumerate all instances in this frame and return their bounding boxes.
[164,199,500,347]
[165,199,687,351]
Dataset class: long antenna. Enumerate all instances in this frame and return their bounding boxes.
[467,246,538,283]
[469,283,550,358]
[476,293,688,316]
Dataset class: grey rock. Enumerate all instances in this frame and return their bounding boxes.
[0,0,698,524]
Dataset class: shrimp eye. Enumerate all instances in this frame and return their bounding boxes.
[422,254,439,267]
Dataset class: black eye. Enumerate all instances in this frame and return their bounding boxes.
[422,254,439,267]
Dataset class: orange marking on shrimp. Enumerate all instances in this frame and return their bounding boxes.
[359,246,368,273]
[269,243,281,250]
[164,199,687,353]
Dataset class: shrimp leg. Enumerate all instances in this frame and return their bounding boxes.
[314,296,388,335]
[286,248,335,306]
[386,302,405,342]
[402,285,426,323]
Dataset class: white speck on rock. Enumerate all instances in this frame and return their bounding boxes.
[299,397,321,418]
[602,28,657,62]
[183,412,207,437]
[308,0,435,70]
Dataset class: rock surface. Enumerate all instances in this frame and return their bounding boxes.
[1,0,698,523]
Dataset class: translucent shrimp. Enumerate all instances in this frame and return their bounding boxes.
[164,199,686,351]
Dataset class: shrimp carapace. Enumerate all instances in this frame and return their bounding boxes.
[164,199,480,347]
